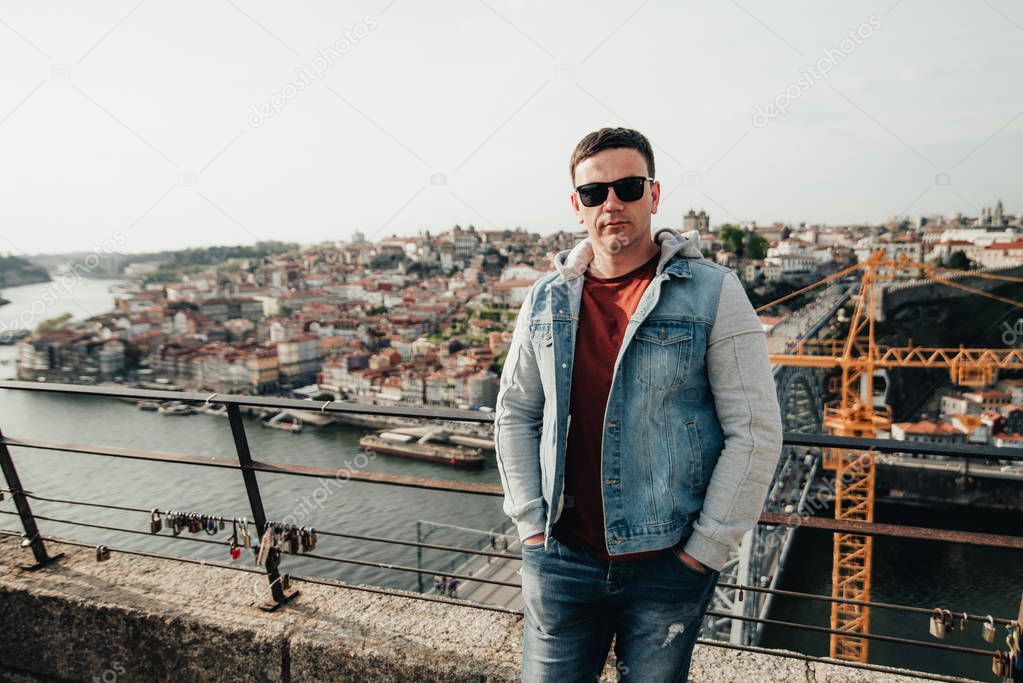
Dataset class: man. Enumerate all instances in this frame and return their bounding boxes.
[494,127,782,681]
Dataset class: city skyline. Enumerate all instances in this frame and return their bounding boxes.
[1,1,1022,255]
[9,195,1018,261]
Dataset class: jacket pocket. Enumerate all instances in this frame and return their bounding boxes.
[530,322,553,347]
[634,318,693,390]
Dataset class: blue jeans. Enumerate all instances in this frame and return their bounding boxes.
[519,534,719,682]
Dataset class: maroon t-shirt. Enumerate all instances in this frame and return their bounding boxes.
[552,251,665,562]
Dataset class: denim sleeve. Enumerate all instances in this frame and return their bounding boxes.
[494,284,547,541]
[683,272,783,570]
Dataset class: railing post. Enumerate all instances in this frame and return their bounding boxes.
[226,403,299,610]
[0,426,63,570]
[416,520,424,594]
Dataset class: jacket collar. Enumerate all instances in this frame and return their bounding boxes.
[552,227,701,283]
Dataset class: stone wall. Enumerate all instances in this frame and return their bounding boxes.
[0,536,935,682]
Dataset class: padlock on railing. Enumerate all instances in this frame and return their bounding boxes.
[984,615,997,644]
[992,650,1008,677]
[929,608,947,639]
[957,612,968,634]
[942,609,956,635]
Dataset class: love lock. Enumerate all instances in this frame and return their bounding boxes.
[929,608,947,639]
[983,615,997,644]
[992,650,1009,677]
[96,545,111,562]
[942,609,956,635]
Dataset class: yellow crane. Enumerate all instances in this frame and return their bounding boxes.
[760,250,1023,662]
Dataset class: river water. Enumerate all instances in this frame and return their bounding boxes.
[0,279,1019,681]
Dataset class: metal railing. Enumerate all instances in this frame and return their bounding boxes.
[0,380,1021,681]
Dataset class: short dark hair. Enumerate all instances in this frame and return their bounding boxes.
[569,127,655,183]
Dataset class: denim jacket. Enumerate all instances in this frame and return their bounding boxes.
[494,228,782,570]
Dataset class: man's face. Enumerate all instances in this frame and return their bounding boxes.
[570,147,660,258]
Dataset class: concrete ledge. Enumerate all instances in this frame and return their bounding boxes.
[0,537,940,682]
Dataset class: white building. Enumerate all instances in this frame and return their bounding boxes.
[501,263,549,282]
[853,236,923,265]
[976,240,1023,269]
[938,227,1020,247]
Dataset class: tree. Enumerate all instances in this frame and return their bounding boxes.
[947,250,971,270]
[747,234,769,260]
[719,225,744,257]
[35,313,73,335]
[490,350,509,374]
[478,309,502,322]
[369,253,407,270]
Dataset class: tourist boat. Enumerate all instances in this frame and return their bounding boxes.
[259,411,302,433]
[358,432,485,469]
[0,328,29,345]
[382,425,494,450]
[158,401,196,416]
[137,400,161,411]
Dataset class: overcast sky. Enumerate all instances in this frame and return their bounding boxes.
[1,0,1021,256]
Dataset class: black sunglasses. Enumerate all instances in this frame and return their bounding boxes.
[574,176,653,208]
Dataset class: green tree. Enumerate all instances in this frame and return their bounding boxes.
[947,250,971,270]
[747,234,769,260]
[719,225,744,257]
[35,313,73,335]
[490,350,509,374]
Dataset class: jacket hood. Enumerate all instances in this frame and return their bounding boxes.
[553,227,704,281]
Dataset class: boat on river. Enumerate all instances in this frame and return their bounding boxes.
[158,401,196,416]
[0,328,29,345]
[358,431,485,469]
[259,410,302,433]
